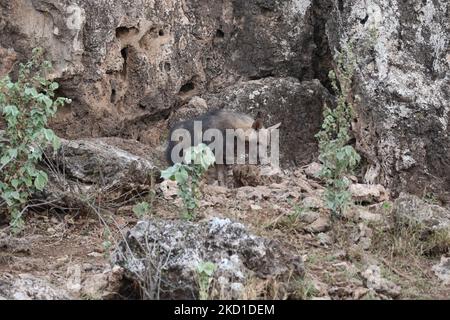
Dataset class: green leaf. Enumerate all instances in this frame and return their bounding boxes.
[52,135,61,150]
[34,171,48,191]
[132,201,151,217]
[43,128,55,142]
[49,82,59,91]
[3,105,19,117]
[197,261,216,276]
[11,179,21,188]
[174,168,188,184]
[0,148,17,166]
[24,86,38,97]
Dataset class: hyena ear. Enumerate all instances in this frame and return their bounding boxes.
[252,111,264,130]
[267,122,281,131]
[252,119,264,130]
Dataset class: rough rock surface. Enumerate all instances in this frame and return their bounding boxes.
[111,217,304,299]
[361,265,401,298]
[327,0,450,200]
[0,0,320,141]
[432,256,450,286]
[54,137,160,186]
[393,193,450,232]
[0,273,70,300]
[349,183,389,204]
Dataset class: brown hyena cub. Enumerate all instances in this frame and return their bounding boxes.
[166,109,280,187]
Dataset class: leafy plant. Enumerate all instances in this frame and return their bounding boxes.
[196,261,216,300]
[315,42,361,217]
[160,143,215,220]
[132,201,151,218]
[0,48,71,233]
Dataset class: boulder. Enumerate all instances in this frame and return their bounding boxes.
[55,138,159,187]
[393,193,450,232]
[432,256,450,286]
[361,265,401,298]
[0,274,70,300]
[327,0,450,201]
[393,193,450,253]
[111,217,304,299]
[349,184,389,204]
[205,78,335,167]
[1,0,318,142]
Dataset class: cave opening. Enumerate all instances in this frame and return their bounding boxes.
[179,81,195,94]
[115,26,138,39]
[120,47,129,77]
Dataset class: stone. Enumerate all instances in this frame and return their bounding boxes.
[111,217,304,299]
[54,138,159,187]
[250,204,262,211]
[298,211,320,224]
[393,193,450,234]
[303,162,322,179]
[432,256,450,286]
[304,216,331,233]
[327,0,450,200]
[302,196,325,210]
[349,184,389,204]
[361,265,401,298]
[356,208,383,223]
[0,274,70,300]
[1,0,318,144]
[81,266,124,299]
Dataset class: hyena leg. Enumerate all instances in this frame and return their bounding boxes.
[216,164,227,187]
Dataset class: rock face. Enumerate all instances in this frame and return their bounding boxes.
[55,137,159,187]
[393,193,450,253]
[1,0,449,201]
[0,274,70,300]
[205,78,334,166]
[432,256,450,286]
[393,193,450,232]
[0,0,320,140]
[111,217,304,299]
[326,0,450,200]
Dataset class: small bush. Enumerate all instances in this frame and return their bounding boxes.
[0,48,71,232]
[316,42,361,217]
[161,143,215,220]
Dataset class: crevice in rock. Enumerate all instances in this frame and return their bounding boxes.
[310,0,335,93]
[215,29,225,38]
[179,81,195,94]
[360,14,369,25]
[248,72,274,81]
[116,26,139,40]
[120,47,129,77]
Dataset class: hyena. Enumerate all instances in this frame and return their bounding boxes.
[166,109,280,186]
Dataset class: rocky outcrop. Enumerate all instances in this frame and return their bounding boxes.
[1,0,449,203]
[393,193,450,232]
[0,0,320,142]
[54,137,160,187]
[204,77,334,167]
[0,274,70,300]
[111,217,304,299]
[326,0,450,200]
[393,193,450,253]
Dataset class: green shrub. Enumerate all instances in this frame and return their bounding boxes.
[0,48,71,232]
[196,261,216,300]
[316,42,361,217]
[161,143,215,220]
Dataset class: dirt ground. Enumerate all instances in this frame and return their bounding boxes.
[1,166,448,300]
